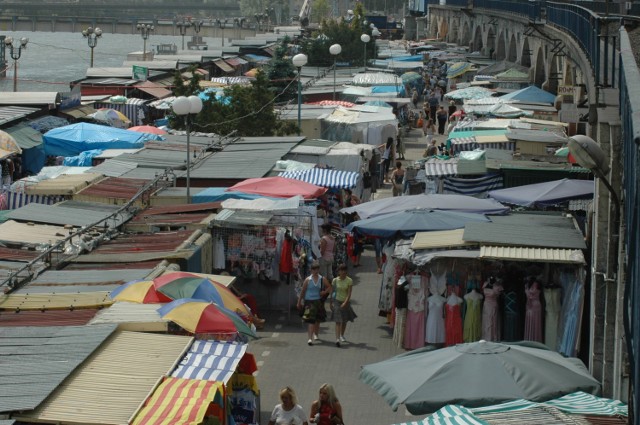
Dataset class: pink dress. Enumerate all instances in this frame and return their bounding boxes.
[524,283,543,342]
[445,299,463,346]
[404,275,427,349]
[482,284,503,341]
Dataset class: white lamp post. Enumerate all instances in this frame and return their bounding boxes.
[372,27,381,61]
[329,43,341,101]
[172,95,203,203]
[4,37,28,92]
[82,27,102,68]
[137,23,154,60]
[360,33,370,68]
[292,53,308,136]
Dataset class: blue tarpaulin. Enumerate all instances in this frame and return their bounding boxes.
[63,149,103,167]
[191,187,280,204]
[43,122,147,157]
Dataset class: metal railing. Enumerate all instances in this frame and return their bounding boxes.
[619,27,640,425]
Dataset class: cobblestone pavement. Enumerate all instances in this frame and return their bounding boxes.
[247,126,439,425]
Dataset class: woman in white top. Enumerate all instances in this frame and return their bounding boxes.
[269,386,308,425]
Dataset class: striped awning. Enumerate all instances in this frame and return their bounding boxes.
[393,405,490,425]
[279,168,359,189]
[542,391,628,416]
[416,159,458,178]
[132,377,223,425]
[171,340,247,383]
[450,136,515,155]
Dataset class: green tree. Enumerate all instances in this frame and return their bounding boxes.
[311,0,330,24]
[191,70,297,137]
[301,16,376,67]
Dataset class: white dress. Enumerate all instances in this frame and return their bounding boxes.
[425,294,446,344]
[378,243,397,313]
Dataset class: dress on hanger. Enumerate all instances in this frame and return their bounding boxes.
[524,282,543,342]
[425,294,446,344]
[378,243,397,315]
[544,286,562,351]
[463,292,483,342]
[502,291,520,341]
[404,274,427,349]
[482,283,503,342]
[444,294,463,346]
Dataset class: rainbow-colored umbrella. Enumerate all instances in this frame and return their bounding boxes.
[153,272,250,316]
[157,298,257,338]
[109,279,172,304]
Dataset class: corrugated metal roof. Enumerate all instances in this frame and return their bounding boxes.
[463,214,586,249]
[0,92,60,105]
[479,245,586,264]
[191,137,303,179]
[0,220,70,245]
[16,331,193,425]
[75,177,152,202]
[0,292,114,310]
[0,246,40,262]
[4,122,42,149]
[6,202,130,228]
[412,229,474,250]
[213,209,273,226]
[17,269,153,294]
[88,301,168,332]
[135,80,173,99]
[59,104,97,118]
[25,173,104,196]
[89,158,138,177]
[0,308,99,326]
[0,324,117,414]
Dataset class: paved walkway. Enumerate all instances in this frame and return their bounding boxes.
[248,127,437,425]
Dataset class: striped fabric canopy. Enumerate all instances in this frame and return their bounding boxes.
[542,391,628,416]
[449,136,516,155]
[279,168,360,189]
[419,159,458,177]
[393,405,489,425]
[171,340,247,383]
[443,174,504,196]
[132,377,223,425]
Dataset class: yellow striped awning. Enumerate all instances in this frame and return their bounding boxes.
[411,229,474,250]
[480,245,586,264]
[0,291,114,310]
[132,377,223,425]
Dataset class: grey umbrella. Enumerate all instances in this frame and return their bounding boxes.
[359,341,601,415]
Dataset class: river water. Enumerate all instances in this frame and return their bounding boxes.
[0,30,225,92]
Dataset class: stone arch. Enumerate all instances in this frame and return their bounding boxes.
[486,26,496,58]
[545,54,560,94]
[533,46,546,87]
[449,18,459,44]
[495,30,506,61]
[461,21,471,46]
[471,24,483,53]
[521,37,531,67]
[438,18,448,39]
[507,33,517,62]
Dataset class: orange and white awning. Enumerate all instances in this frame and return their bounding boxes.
[133,377,223,425]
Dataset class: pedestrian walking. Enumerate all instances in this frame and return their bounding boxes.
[298,261,332,346]
[309,383,343,425]
[436,106,448,135]
[330,264,357,347]
[269,386,308,425]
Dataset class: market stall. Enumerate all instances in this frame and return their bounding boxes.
[379,213,587,357]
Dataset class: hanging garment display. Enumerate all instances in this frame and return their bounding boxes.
[404,274,427,349]
[502,290,520,341]
[378,242,397,315]
[444,293,463,346]
[481,280,503,342]
[524,280,543,342]
[463,290,483,342]
[544,286,562,350]
[425,294,446,344]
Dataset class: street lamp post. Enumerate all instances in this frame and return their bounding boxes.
[4,37,28,92]
[360,33,370,68]
[329,43,341,101]
[371,27,381,61]
[265,7,274,32]
[172,95,203,203]
[82,26,102,68]
[216,19,226,47]
[176,19,190,50]
[568,134,623,395]
[292,53,308,136]
[136,23,154,60]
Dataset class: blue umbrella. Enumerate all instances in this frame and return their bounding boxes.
[488,179,594,208]
[345,209,490,238]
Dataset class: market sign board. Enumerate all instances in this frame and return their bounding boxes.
[132,65,148,81]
